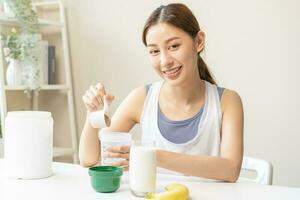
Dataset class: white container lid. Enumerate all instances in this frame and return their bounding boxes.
[99,129,131,142]
[7,111,52,118]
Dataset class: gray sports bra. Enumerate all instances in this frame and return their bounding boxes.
[145,84,224,144]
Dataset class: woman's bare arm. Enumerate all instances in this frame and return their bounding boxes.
[156,90,244,182]
[79,85,145,167]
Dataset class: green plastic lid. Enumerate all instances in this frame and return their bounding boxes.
[89,166,123,178]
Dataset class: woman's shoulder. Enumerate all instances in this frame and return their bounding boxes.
[129,85,148,100]
[220,88,243,113]
[222,89,242,102]
[126,81,161,104]
[112,86,146,125]
[125,85,147,106]
[133,81,162,96]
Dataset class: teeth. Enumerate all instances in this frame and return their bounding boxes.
[164,66,181,74]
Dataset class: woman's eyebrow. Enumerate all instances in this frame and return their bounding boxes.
[147,37,180,47]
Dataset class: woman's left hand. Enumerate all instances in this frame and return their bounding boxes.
[105,145,131,170]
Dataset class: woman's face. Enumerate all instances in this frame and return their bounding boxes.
[145,23,204,85]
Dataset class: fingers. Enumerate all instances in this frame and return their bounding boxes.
[87,88,101,107]
[110,160,129,171]
[104,146,130,170]
[90,85,103,105]
[95,83,114,105]
[104,94,115,105]
[83,89,100,110]
[82,83,114,112]
[96,83,106,98]
[121,165,129,171]
[104,151,129,160]
[82,91,97,109]
[107,145,130,154]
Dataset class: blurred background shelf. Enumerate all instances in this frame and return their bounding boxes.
[3,84,69,91]
[0,15,63,27]
[0,1,78,163]
[0,15,62,35]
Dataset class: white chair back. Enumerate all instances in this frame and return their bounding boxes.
[239,156,273,185]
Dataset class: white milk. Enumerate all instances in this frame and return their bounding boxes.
[129,142,156,197]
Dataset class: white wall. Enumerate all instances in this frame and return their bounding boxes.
[64,0,300,187]
[0,138,3,158]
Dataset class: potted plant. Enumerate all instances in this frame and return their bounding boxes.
[1,0,41,90]
[1,28,23,85]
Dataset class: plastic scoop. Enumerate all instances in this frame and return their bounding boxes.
[89,97,110,128]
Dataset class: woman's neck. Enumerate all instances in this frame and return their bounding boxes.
[162,78,205,106]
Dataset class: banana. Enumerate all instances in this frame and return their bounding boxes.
[145,183,189,200]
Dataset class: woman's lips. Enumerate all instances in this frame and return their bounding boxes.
[162,66,182,79]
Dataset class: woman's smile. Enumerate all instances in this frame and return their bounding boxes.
[162,66,183,80]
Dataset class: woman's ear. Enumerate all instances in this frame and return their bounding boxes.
[195,31,205,53]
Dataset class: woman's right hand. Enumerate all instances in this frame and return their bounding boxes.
[82,83,114,113]
[104,145,131,171]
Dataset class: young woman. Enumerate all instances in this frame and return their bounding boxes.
[79,3,244,182]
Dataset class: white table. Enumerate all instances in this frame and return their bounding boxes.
[0,159,299,200]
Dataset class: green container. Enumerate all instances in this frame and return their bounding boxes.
[88,166,123,193]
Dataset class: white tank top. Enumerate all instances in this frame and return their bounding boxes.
[140,80,222,157]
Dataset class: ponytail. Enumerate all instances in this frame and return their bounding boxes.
[197,55,216,85]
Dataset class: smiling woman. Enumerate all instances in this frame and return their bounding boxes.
[79,3,244,183]
[142,4,215,85]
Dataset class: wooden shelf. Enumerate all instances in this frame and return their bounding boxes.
[0,14,63,28]
[0,1,78,164]
[2,84,69,91]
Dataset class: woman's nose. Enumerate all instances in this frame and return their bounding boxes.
[160,51,173,67]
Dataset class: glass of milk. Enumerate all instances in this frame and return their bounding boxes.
[129,140,156,197]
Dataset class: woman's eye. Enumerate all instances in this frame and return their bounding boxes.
[169,44,180,50]
[149,49,159,55]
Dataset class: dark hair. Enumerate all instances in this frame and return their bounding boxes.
[142,3,216,84]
